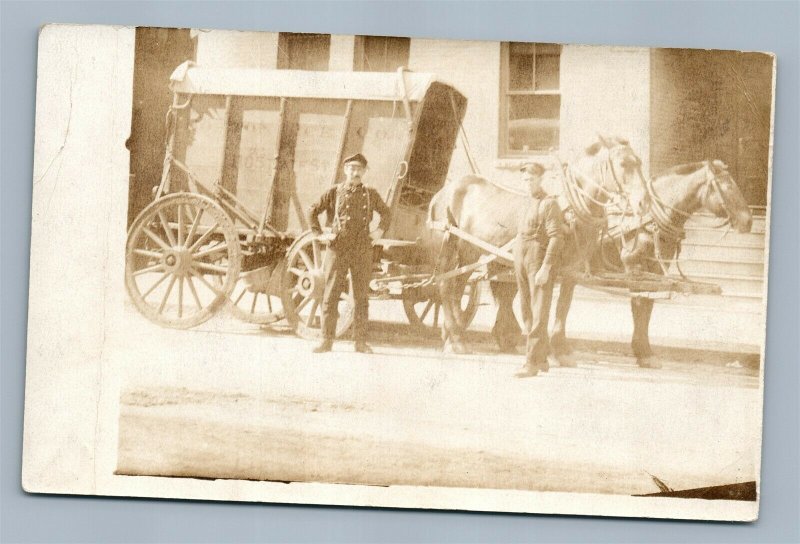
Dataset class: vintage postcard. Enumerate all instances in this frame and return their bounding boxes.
[23,24,774,521]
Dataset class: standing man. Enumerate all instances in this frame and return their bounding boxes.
[514,162,568,378]
[308,153,391,354]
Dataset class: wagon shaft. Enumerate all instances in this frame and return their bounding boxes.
[563,271,723,295]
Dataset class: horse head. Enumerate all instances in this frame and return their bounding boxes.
[699,160,753,233]
[573,134,649,218]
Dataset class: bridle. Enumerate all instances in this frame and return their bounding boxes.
[558,144,644,229]
[646,160,739,241]
[643,160,741,276]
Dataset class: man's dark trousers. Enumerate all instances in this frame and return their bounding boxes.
[514,239,554,370]
[320,239,372,342]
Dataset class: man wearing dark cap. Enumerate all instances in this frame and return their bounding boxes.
[514,162,570,378]
[308,153,391,354]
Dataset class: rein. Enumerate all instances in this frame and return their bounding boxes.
[640,161,739,276]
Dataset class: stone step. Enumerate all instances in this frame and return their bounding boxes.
[679,242,766,263]
[667,273,763,296]
[682,228,765,246]
[675,258,765,278]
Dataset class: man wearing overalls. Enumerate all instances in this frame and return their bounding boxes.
[514,163,566,378]
[308,153,391,354]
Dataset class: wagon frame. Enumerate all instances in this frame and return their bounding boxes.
[125,62,481,337]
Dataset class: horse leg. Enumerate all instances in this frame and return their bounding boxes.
[433,234,468,354]
[446,272,471,354]
[490,280,521,353]
[438,268,470,355]
[551,278,575,356]
[631,296,660,368]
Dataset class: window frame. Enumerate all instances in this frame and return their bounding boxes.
[276,33,331,71]
[353,35,411,72]
[499,41,562,157]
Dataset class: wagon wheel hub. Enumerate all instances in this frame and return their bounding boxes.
[162,248,193,276]
[296,268,325,299]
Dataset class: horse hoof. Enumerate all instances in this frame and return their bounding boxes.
[444,341,470,355]
[515,367,539,379]
[549,353,577,368]
[637,356,662,369]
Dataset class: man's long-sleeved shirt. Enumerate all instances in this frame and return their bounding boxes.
[517,190,564,266]
[308,182,391,245]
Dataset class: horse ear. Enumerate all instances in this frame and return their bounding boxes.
[584,142,601,155]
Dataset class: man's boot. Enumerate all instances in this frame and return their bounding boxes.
[313,339,333,353]
[354,341,373,354]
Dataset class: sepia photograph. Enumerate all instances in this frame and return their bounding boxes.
[22,24,774,521]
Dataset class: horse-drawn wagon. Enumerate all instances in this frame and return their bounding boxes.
[125,63,479,337]
[125,63,752,363]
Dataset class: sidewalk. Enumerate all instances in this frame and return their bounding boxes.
[464,285,764,368]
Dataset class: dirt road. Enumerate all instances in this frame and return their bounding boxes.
[115,302,760,497]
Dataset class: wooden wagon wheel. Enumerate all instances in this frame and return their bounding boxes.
[280,231,354,340]
[226,262,286,325]
[125,193,240,329]
[403,279,482,333]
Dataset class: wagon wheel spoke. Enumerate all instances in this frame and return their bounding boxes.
[186,274,203,310]
[133,263,164,277]
[177,205,185,246]
[193,243,229,260]
[185,207,204,248]
[233,286,248,306]
[298,249,315,271]
[250,292,259,314]
[288,267,305,277]
[419,299,434,322]
[157,210,177,247]
[133,249,163,259]
[193,261,230,274]
[177,276,184,318]
[295,294,313,313]
[143,227,172,252]
[188,268,226,297]
[311,240,322,266]
[140,269,170,300]
[188,221,221,253]
[305,300,319,327]
[433,303,440,328]
[158,274,178,315]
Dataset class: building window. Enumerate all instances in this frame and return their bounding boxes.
[277,33,331,70]
[500,42,562,155]
[354,36,410,72]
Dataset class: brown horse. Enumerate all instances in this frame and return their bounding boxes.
[427,135,648,354]
[554,160,753,368]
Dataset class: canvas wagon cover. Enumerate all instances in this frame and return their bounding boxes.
[169,61,447,102]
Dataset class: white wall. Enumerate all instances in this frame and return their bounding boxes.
[559,45,651,174]
[329,35,356,71]
[192,35,653,191]
[408,38,502,184]
[196,30,280,69]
